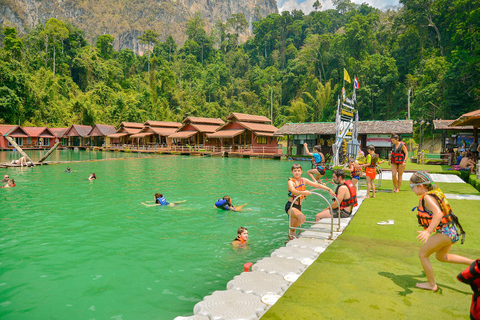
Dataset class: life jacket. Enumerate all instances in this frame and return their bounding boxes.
[412,188,466,244]
[215,199,229,209]
[350,164,362,177]
[156,196,168,206]
[288,178,306,203]
[457,259,480,320]
[336,180,357,210]
[391,142,406,164]
[233,236,247,244]
[368,154,378,168]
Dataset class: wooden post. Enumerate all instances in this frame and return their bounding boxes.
[5,136,33,163]
[38,142,61,162]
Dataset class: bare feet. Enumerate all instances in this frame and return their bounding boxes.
[372,195,375,198]
[394,189,400,193]
[416,282,438,291]
[365,195,370,198]
[392,188,397,193]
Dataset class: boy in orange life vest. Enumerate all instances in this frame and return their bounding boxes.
[362,145,385,198]
[315,169,357,221]
[286,164,336,239]
[232,227,248,248]
[410,171,473,291]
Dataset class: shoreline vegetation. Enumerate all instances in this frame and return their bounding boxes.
[1,1,479,133]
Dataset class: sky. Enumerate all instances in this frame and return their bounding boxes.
[277,0,400,13]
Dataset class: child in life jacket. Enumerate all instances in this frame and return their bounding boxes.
[232,227,248,248]
[142,193,186,207]
[410,171,473,291]
[346,158,362,186]
[214,196,247,212]
[362,145,385,198]
[303,143,328,184]
[286,164,336,240]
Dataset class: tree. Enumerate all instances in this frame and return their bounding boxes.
[3,27,24,60]
[227,13,248,46]
[301,79,332,122]
[313,0,322,11]
[42,18,69,77]
[96,34,114,59]
[138,29,159,72]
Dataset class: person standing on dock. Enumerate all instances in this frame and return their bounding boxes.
[286,164,335,240]
[315,169,357,221]
[389,134,408,192]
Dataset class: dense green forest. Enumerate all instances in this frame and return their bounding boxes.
[0,0,479,128]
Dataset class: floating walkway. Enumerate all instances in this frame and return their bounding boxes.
[174,192,367,320]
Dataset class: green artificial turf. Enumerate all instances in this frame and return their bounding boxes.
[262,184,480,319]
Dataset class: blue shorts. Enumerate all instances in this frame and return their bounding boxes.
[352,175,360,180]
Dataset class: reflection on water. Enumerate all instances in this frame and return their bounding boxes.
[0,153,331,319]
[0,149,150,163]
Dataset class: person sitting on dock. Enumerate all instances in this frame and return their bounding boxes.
[142,193,186,207]
[88,173,97,180]
[1,179,16,188]
[315,169,357,221]
[1,175,9,183]
[303,143,328,184]
[459,156,475,174]
[232,227,248,248]
[215,196,247,212]
[286,164,336,240]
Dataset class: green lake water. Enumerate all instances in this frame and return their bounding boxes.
[0,151,332,320]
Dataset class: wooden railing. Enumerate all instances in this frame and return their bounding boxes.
[105,144,283,154]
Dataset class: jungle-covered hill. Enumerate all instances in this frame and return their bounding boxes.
[0,0,479,130]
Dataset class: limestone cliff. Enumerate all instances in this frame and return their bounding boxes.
[0,0,278,53]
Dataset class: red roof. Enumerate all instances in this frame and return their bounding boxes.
[120,122,144,129]
[49,128,68,137]
[144,121,182,128]
[1,126,29,138]
[227,113,271,123]
[23,127,56,138]
[88,124,117,136]
[237,122,278,133]
[207,129,245,138]
[130,132,154,138]
[122,128,142,135]
[0,125,17,135]
[183,117,225,125]
[190,124,221,133]
[64,125,93,137]
[149,127,178,136]
[107,132,128,138]
[168,131,197,139]
[433,120,474,130]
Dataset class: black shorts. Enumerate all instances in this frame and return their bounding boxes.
[316,166,326,175]
[285,201,302,214]
[332,208,351,218]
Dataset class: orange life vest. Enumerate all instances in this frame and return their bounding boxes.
[336,180,357,210]
[350,164,362,177]
[288,178,306,203]
[233,236,246,244]
[391,142,406,164]
[413,188,466,243]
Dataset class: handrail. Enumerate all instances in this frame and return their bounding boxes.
[288,190,341,240]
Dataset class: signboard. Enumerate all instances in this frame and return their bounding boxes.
[367,134,391,147]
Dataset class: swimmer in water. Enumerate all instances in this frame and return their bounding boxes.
[214,196,247,212]
[142,193,186,207]
[1,174,9,183]
[88,173,97,180]
[66,167,71,173]
[1,179,15,188]
[232,227,248,248]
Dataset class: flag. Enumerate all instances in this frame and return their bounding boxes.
[354,76,359,89]
[344,68,351,83]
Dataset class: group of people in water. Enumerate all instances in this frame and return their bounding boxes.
[286,133,476,294]
[1,174,15,188]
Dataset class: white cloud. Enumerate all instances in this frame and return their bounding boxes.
[278,0,400,14]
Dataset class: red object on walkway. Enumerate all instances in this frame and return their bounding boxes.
[244,262,253,272]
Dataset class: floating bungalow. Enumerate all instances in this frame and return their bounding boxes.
[169,117,225,147]
[129,121,182,147]
[62,125,93,147]
[49,128,68,146]
[88,124,117,147]
[0,125,29,150]
[275,120,413,158]
[107,122,144,145]
[207,113,280,154]
[22,127,56,148]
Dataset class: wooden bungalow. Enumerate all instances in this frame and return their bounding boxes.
[0,125,29,150]
[169,117,225,146]
[106,122,144,145]
[49,128,68,146]
[207,113,280,154]
[275,120,413,158]
[22,127,56,148]
[129,121,182,147]
[63,125,93,147]
[433,120,475,153]
[87,124,117,147]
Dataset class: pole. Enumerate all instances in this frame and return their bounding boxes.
[407,88,411,120]
[5,136,33,163]
[38,142,61,162]
[270,75,273,122]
